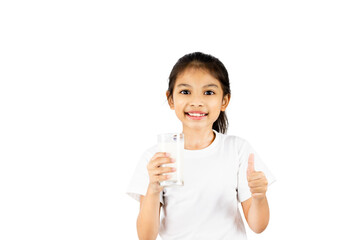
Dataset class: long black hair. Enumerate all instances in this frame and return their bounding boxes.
[167,52,231,134]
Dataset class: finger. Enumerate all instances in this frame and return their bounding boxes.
[150,174,170,184]
[149,156,174,169]
[153,166,176,175]
[248,178,268,188]
[153,157,175,168]
[250,186,268,194]
[150,152,170,162]
[155,174,171,183]
[247,153,255,177]
[247,172,266,181]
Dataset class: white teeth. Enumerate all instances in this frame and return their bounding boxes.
[188,113,206,116]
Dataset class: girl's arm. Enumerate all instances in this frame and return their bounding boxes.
[137,187,162,240]
[137,152,174,240]
[241,196,269,233]
[241,153,270,233]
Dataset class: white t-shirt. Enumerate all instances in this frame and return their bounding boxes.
[127,130,276,240]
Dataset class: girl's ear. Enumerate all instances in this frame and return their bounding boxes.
[166,91,175,110]
[221,94,230,111]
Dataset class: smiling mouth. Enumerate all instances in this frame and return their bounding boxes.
[185,112,208,117]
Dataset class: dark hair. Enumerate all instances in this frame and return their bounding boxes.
[167,52,231,134]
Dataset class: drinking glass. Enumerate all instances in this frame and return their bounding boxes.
[157,133,184,187]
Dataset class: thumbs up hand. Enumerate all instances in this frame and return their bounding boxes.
[247,153,268,200]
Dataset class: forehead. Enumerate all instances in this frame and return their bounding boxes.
[175,67,220,86]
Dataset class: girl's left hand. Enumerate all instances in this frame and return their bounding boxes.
[247,153,268,200]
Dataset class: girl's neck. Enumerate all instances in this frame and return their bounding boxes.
[182,126,215,150]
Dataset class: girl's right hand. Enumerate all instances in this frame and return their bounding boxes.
[146,152,176,194]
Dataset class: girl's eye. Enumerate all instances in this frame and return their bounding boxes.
[205,91,215,95]
[180,90,190,95]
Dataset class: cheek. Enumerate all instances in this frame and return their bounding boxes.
[173,96,186,108]
[209,99,223,110]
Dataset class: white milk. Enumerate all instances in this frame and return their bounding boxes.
[158,141,184,186]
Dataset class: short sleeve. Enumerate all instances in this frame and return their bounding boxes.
[126,146,164,205]
[237,139,276,203]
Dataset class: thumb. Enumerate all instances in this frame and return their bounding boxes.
[247,153,255,177]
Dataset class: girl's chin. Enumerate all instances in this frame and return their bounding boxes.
[181,120,213,129]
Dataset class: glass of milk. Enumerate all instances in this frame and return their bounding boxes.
[157,133,184,187]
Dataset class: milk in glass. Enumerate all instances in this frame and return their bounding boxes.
[157,133,184,187]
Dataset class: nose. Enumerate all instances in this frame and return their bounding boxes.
[189,94,204,107]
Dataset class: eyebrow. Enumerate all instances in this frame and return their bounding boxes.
[176,83,219,88]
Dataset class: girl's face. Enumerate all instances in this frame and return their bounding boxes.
[167,68,230,131]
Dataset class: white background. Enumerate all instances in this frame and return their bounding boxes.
[1,0,359,239]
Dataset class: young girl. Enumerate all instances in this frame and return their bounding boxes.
[127,52,276,240]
